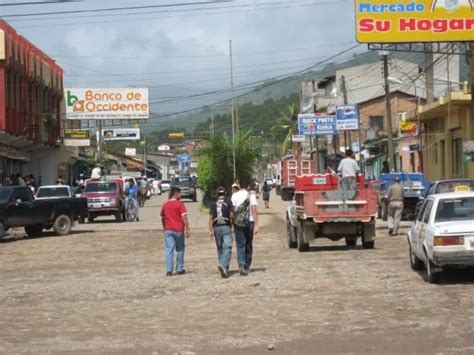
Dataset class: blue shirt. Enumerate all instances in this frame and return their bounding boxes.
[126,184,138,198]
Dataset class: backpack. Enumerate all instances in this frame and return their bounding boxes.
[234,194,250,227]
[139,181,147,195]
[214,199,230,225]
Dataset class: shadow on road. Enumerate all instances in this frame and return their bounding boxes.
[0,230,93,244]
[414,268,474,285]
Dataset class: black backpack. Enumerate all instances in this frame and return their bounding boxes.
[213,199,231,225]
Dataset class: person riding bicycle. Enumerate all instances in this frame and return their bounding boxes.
[125,178,140,222]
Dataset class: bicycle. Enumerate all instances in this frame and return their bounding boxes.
[125,196,139,222]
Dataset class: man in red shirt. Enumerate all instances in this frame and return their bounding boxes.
[160,186,191,277]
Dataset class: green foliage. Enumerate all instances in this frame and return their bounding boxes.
[197,131,262,198]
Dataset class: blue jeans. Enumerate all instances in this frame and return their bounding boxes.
[164,230,185,273]
[213,224,233,269]
[235,222,254,270]
[125,196,139,219]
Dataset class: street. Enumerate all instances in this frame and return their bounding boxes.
[1,193,474,354]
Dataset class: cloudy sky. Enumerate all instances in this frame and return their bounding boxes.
[2,0,362,114]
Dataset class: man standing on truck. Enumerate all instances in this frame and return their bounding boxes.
[387,177,404,236]
[232,177,259,276]
[160,186,191,277]
[337,149,360,192]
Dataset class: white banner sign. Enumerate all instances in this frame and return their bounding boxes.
[292,135,306,143]
[64,139,90,147]
[125,148,137,156]
[66,88,149,120]
[103,128,141,141]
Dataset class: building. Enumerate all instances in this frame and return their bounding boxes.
[0,20,78,186]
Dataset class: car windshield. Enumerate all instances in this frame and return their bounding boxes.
[162,180,171,184]
[435,197,474,222]
[0,189,12,203]
[84,182,118,193]
[178,179,193,187]
[36,187,70,198]
[435,181,474,194]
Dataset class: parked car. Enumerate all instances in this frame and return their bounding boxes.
[82,178,125,223]
[0,186,88,238]
[35,185,73,200]
[170,178,197,202]
[407,191,474,283]
[160,179,172,192]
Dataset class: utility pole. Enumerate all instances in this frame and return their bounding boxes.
[229,40,236,180]
[96,120,103,161]
[235,102,240,135]
[425,45,434,104]
[340,75,349,150]
[210,112,215,138]
[382,54,396,172]
[143,133,147,176]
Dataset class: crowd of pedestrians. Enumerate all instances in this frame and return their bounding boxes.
[3,173,39,192]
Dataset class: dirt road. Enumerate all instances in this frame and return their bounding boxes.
[1,193,473,354]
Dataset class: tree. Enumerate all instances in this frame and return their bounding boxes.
[270,103,300,156]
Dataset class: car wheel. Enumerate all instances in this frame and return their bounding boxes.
[88,216,95,223]
[53,214,72,236]
[296,220,309,252]
[425,252,441,284]
[409,243,424,271]
[345,237,357,247]
[287,218,297,249]
[25,225,43,238]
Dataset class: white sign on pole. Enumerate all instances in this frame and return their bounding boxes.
[292,135,306,143]
[125,148,137,157]
[64,139,90,147]
[102,128,141,141]
[65,88,149,120]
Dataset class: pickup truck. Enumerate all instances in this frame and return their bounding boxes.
[0,186,88,238]
[82,178,125,222]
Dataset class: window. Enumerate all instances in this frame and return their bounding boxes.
[417,200,429,222]
[422,200,434,224]
[435,197,474,222]
[369,116,384,131]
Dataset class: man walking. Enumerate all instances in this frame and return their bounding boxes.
[387,177,404,236]
[209,187,234,278]
[232,177,259,276]
[160,186,191,277]
[337,149,360,192]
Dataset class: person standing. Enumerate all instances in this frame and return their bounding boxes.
[160,186,191,277]
[209,187,234,278]
[232,177,259,276]
[261,180,271,209]
[91,164,102,180]
[337,149,360,191]
[387,177,404,236]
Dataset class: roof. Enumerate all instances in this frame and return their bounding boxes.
[427,191,474,200]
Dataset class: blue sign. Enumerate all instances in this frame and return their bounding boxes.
[177,154,192,162]
[298,114,337,136]
[336,105,359,131]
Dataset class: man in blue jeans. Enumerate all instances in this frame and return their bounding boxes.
[232,177,259,276]
[160,186,191,277]
[209,187,234,278]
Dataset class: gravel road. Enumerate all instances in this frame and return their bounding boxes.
[1,193,473,354]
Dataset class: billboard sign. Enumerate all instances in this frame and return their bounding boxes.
[355,0,474,43]
[66,88,149,120]
[64,129,90,146]
[399,113,418,137]
[102,128,141,141]
[336,105,360,131]
[169,132,185,139]
[64,139,90,147]
[298,114,337,136]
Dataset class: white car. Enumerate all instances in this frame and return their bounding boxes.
[407,191,474,283]
[35,185,73,199]
[160,179,172,192]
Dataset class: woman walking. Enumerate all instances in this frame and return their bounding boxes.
[261,180,271,209]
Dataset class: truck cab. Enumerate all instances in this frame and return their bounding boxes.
[82,178,125,223]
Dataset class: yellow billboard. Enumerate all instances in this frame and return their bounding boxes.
[355,0,474,43]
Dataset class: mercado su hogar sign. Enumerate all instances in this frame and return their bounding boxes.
[355,0,474,43]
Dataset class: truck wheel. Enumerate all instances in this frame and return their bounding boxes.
[362,240,375,249]
[345,237,357,247]
[53,215,72,236]
[287,218,297,249]
[409,243,424,271]
[425,252,441,284]
[25,225,43,238]
[115,212,122,222]
[88,215,95,223]
[296,221,309,252]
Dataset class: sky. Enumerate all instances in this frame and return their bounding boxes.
[1,0,362,114]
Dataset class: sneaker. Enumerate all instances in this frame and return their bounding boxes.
[388,229,393,235]
[176,270,186,275]
[239,265,248,276]
[218,265,228,278]
[166,272,172,277]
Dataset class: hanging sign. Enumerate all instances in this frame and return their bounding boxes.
[298,114,337,136]
[102,128,141,141]
[336,105,360,131]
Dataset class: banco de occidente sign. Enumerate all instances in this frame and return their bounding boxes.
[355,0,474,43]
[66,88,149,120]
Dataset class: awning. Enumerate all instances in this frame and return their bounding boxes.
[0,147,31,162]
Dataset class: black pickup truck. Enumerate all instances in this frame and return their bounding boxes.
[0,186,88,238]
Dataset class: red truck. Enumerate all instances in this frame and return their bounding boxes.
[279,156,316,201]
[286,173,378,251]
[82,177,125,223]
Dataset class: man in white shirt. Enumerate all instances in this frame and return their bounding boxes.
[337,149,360,192]
[91,164,102,180]
[232,177,259,276]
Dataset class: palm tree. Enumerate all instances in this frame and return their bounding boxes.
[270,103,299,156]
